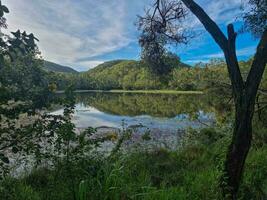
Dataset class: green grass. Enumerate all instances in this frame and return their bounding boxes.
[56,89,204,94]
[1,128,266,200]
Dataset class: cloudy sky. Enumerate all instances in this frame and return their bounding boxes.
[3,0,259,71]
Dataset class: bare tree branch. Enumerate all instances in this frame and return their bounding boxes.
[181,0,244,96]
[181,0,228,50]
[245,29,267,103]
[225,24,244,95]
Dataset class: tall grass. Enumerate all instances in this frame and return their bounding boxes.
[0,127,266,200]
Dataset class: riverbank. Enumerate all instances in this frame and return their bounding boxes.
[1,127,266,200]
[55,89,204,95]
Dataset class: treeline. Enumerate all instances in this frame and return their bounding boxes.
[1,55,265,95]
[50,58,267,92]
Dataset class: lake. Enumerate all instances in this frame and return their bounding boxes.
[11,92,217,175]
[52,92,215,133]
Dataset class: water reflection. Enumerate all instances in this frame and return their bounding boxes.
[77,92,213,118]
[52,92,215,130]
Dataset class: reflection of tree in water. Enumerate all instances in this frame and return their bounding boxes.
[75,92,231,121]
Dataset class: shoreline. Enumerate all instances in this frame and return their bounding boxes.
[55,89,204,95]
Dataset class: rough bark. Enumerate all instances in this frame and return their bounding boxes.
[223,96,253,199]
[224,30,267,199]
[181,0,267,198]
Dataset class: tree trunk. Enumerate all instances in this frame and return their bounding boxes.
[222,93,254,199]
[222,30,267,199]
[176,1,267,198]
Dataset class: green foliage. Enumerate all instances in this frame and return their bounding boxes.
[0,30,39,65]
[54,58,258,93]
[0,2,267,199]
[41,58,264,93]
[0,56,51,107]
[0,0,39,90]
[242,0,267,38]
[0,126,266,200]
[0,2,56,177]
[137,1,188,76]
[79,59,189,90]
[0,1,50,108]
[142,49,183,75]
[85,60,161,90]
[0,178,41,200]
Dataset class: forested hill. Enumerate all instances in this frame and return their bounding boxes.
[44,61,78,73]
[87,60,130,73]
[55,59,257,92]
[87,59,190,74]
[80,59,191,90]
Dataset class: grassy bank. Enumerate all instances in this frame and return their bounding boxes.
[56,90,204,95]
[1,127,266,200]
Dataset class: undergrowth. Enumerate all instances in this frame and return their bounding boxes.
[0,126,266,200]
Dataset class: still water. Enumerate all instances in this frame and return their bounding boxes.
[52,92,215,132]
[10,92,217,176]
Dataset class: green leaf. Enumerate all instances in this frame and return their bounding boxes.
[1,5,9,13]
[11,30,21,38]
[28,33,39,41]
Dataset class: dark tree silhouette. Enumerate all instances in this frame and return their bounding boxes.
[138,0,267,198]
[137,0,189,74]
[0,0,39,66]
[242,0,267,38]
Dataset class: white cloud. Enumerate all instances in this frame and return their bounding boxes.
[186,46,256,64]
[203,46,256,59]
[3,0,136,71]
[168,0,246,55]
[76,61,104,71]
[185,0,243,29]
[2,0,253,71]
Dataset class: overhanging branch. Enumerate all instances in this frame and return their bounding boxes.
[181,0,244,95]
[181,0,228,51]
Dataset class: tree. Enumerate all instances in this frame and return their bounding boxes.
[0,0,51,110]
[138,0,267,198]
[0,0,39,67]
[242,0,267,38]
[137,0,188,75]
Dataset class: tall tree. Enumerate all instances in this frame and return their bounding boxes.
[0,0,49,108]
[138,0,267,198]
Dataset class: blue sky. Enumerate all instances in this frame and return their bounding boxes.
[3,0,258,71]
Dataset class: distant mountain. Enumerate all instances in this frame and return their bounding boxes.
[43,61,78,73]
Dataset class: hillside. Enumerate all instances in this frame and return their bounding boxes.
[83,59,191,90]
[88,60,129,73]
[87,59,190,74]
[43,61,78,73]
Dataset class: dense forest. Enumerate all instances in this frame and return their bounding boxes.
[1,0,267,200]
[45,58,267,93]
